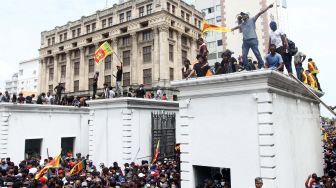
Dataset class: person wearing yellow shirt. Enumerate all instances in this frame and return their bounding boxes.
[304,70,318,90]
[307,58,322,91]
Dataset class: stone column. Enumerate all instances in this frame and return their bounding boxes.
[79,47,86,91]
[111,39,119,87]
[176,32,182,80]
[153,27,160,86]
[190,38,197,63]
[158,25,169,87]
[131,32,138,86]
[38,58,45,93]
[65,50,71,93]
[53,55,59,88]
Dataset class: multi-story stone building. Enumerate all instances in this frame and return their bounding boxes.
[5,73,18,95]
[17,58,39,96]
[39,0,203,96]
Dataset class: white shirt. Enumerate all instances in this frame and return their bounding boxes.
[269,29,285,48]
[46,95,53,104]
[109,90,115,98]
[29,167,38,174]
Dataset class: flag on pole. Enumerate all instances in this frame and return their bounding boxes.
[152,140,160,164]
[69,160,86,176]
[35,151,62,179]
[95,41,113,64]
[201,20,232,33]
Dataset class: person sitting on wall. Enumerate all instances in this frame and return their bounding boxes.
[265,44,284,71]
[182,59,193,79]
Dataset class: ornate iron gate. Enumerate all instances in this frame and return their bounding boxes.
[151,112,176,160]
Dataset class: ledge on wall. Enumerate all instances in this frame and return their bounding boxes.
[171,70,323,101]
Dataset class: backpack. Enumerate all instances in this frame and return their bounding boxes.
[287,39,298,56]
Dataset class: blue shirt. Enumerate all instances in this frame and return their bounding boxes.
[240,17,257,40]
[266,53,283,69]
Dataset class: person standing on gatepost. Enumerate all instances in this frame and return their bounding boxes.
[115,63,123,97]
[92,71,99,99]
[269,21,293,74]
[307,58,322,91]
[231,4,274,70]
[293,49,306,81]
[197,38,209,62]
[54,83,65,104]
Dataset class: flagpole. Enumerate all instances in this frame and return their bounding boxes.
[113,51,123,64]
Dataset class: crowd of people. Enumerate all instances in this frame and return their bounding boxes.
[304,124,336,188]
[0,153,181,188]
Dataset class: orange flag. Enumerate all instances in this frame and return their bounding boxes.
[202,20,232,33]
[35,151,61,179]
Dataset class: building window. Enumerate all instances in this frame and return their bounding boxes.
[88,46,95,54]
[208,7,215,14]
[142,31,152,41]
[74,62,80,76]
[208,42,216,49]
[49,68,54,81]
[181,36,188,46]
[61,137,75,154]
[74,50,80,58]
[170,68,174,81]
[167,2,170,12]
[52,37,55,45]
[169,30,174,39]
[172,5,175,14]
[120,13,124,23]
[59,34,63,42]
[74,80,79,92]
[86,25,91,33]
[48,38,51,46]
[207,18,215,24]
[60,54,66,61]
[186,14,190,22]
[61,65,66,78]
[104,75,111,86]
[122,36,130,46]
[123,72,130,87]
[77,28,81,36]
[64,33,67,40]
[105,55,111,70]
[126,11,131,21]
[216,5,221,11]
[19,69,23,76]
[89,59,95,73]
[108,17,113,26]
[181,10,185,19]
[217,40,223,46]
[139,7,144,17]
[198,20,201,29]
[88,78,94,91]
[143,68,152,86]
[216,16,222,23]
[72,30,76,38]
[48,85,53,93]
[208,53,217,60]
[147,4,152,15]
[182,50,187,63]
[102,19,106,28]
[143,46,151,62]
[123,50,131,66]
[169,44,174,61]
[33,70,37,75]
[92,23,96,32]
[25,139,42,160]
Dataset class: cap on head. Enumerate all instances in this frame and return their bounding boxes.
[222,49,234,57]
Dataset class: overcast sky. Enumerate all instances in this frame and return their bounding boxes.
[0,0,335,117]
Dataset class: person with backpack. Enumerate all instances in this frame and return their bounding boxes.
[269,21,293,74]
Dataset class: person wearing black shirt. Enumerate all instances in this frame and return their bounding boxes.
[25,94,35,104]
[135,84,146,98]
[54,83,65,104]
[187,55,209,78]
[92,72,99,99]
[115,64,123,97]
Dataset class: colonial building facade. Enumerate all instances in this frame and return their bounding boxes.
[39,0,203,95]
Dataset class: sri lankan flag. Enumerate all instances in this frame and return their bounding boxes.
[35,151,61,179]
[95,41,113,64]
[69,160,86,176]
[152,140,160,164]
[201,20,232,33]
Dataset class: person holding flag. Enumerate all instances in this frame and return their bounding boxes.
[35,151,62,180]
[69,160,86,176]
